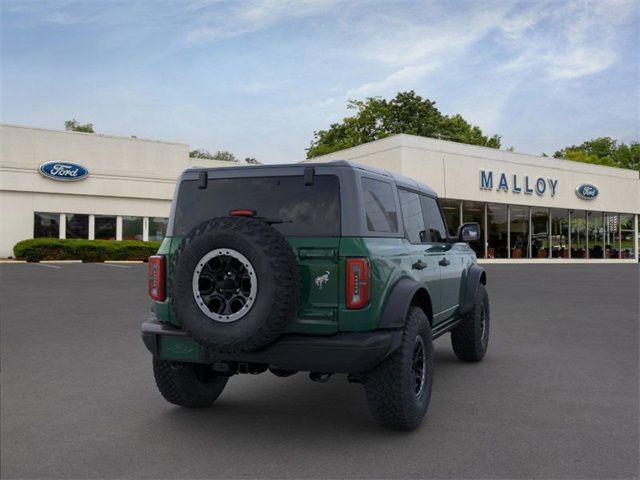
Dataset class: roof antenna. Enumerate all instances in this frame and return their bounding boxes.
[198,171,208,189]
[304,166,315,186]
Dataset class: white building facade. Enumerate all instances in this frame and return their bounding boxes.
[0,124,231,258]
[307,134,639,263]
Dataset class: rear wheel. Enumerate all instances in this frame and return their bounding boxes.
[364,307,433,430]
[153,359,228,408]
[451,283,490,362]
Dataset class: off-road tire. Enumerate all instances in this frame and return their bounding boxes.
[451,283,490,362]
[364,307,433,430]
[169,216,300,353]
[153,359,228,408]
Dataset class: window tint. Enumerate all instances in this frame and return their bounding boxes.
[399,189,426,243]
[173,175,340,237]
[421,196,448,243]
[362,178,398,233]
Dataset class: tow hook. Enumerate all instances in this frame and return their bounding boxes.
[309,372,332,383]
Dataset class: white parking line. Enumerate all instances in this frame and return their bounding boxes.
[36,263,61,269]
[99,263,132,269]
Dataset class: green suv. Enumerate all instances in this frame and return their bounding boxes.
[142,161,490,430]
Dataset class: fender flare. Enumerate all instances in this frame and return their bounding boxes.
[460,264,487,315]
[378,277,432,329]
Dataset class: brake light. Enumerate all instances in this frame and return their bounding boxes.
[346,258,370,309]
[229,209,256,217]
[148,255,165,301]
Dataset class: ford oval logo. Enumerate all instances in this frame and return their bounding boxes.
[575,183,598,200]
[39,161,89,182]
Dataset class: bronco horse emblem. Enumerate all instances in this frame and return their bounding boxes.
[314,271,330,290]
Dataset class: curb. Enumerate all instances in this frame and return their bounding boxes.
[0,259,27,264]
[40,260,83,264]
[104,260,144,264]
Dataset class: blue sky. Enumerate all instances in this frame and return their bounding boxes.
[1,0,638,163]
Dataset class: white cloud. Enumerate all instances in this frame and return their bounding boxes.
[348,63,440,97]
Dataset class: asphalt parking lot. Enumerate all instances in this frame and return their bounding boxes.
[1,263,638,479]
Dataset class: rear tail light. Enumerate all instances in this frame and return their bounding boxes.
[148,255,166,301]
[346,258,370,309]
[229,209,256,217]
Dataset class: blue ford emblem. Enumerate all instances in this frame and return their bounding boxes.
[575,183,598,200]
[39,161,89,182]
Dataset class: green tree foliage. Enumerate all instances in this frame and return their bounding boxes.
[554,137,640,172]
[64,119,94,133]
[244,157,262,164]
[189,149,239,162]
[307,91,501,158]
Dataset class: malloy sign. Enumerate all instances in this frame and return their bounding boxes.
[479,170,558,197]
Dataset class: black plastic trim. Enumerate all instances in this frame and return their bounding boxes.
[460,264,486,315]
[378,278,428,329]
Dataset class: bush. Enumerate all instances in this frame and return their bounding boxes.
[13,238,161,262]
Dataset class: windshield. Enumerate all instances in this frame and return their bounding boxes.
[172,175,341,237]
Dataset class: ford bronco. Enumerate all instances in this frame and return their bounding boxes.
[142,161,490,430]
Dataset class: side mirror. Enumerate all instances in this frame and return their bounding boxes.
[458,222,480,243]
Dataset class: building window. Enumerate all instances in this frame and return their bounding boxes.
[34,212,60,238]
[620,214,635,259]
[361,178,398,233]
[462,201,485,258]
[149,217,168,241]
[486,203,508,258]
[588,211,604,258]
[122,216,143,241]
[440,199,461,237]
[550,209,569,258]
[604,213,619,259]
[95,215,117,240]
[421,196,448,243]
[398,189,426,243]
[510,205,529,259]
[66,214,89,239]
[570,210,587,259]
[531,208,550,259]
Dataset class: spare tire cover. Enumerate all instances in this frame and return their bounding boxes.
[169,216,300,353]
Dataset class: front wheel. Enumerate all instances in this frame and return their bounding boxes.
[153,359,228,408]
[451,283,490,362]
[364,307,433,430]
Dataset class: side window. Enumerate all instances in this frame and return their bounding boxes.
[421,196,449,243]
[398,189,427,243]
[362,178,398,233]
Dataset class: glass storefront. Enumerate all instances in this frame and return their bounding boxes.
[550,209,569,258]
[462,201,485,258]
[34,212,60,238]
[510,205,529,259]
[486,203,508,258]
[95,215,117,240]
[440,199,461,237]
[122,216,143,240]
[66,214,89,239]
[531,208,550,259]
[588,212,604,258]
[149,217,169,241]
[620,214,635,259]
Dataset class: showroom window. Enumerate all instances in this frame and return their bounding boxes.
[66,214,89,239]
[486,203,508,259]
[34,212,60,238]
[570,210,587,259]
[588,211,605,258]
[462,201,485,258]
[550,209,569,258]
[603,213,619,258]
[531,208,550,259]
[95,215,117,240]
[510,205,529,259]
[620,214,635,259]
[122,216,143,241]
[421,196,448,243]
[149,217,169,241]
[361,178,398,233]
[398,189,426,243]
[440,199,461,237]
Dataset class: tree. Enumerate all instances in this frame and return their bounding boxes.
[307,91,501,158]
[554,137,639,172]
[65,119,94,133]
[189,149,238,162]
[244,157,262,164]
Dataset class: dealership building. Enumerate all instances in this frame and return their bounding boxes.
[1,124,638,262]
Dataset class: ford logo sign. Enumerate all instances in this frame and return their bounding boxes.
[575,183,598,200]
[39,161,89,182]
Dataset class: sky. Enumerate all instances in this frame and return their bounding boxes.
[1,0,639,164]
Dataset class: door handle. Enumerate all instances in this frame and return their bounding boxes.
[438,257,451,267]
[412,260,427,270]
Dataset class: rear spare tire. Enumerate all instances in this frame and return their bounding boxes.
[170,216,300,353]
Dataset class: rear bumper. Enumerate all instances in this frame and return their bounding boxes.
[141,320,402,374]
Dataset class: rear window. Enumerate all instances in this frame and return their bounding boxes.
[173,175,341,237]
